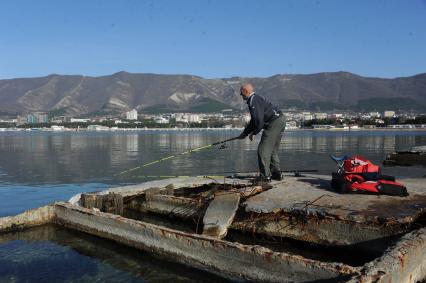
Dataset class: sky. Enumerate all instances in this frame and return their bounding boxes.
[0,0,425,79]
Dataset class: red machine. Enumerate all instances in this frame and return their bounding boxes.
[330,155,408,196]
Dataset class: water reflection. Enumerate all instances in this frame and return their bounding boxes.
[0,225,229,283]
[0,131,424,186]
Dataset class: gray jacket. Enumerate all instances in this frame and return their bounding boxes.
[242,93,282,136]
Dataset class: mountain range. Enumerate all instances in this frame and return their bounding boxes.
[0,71,425,116]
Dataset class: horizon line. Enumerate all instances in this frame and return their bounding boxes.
[1,70,425,81]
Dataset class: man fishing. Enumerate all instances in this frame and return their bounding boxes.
[238,83,286,182]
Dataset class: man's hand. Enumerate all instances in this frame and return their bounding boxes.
[249,133,254,141]
[237,133,247,140]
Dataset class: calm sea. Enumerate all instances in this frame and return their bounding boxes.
[0,130,425,282]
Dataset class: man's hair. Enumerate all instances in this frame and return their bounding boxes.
[240,83,254,93]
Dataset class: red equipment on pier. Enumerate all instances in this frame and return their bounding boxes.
[330,155,408,196]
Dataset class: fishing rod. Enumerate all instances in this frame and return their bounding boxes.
[131,169,319,180]
[128,175,227,179]
[210,169,319,175]
[115,136,240,177]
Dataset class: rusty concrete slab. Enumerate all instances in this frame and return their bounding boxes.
[203,192,240,238]
[1,201,426,282]
[347,227,426,283]
[53,202,358,282]
[244,174,426,225]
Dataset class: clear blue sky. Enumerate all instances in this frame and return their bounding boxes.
[0,0,425,79]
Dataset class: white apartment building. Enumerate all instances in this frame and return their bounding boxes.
[126,109,138,120]
[302,112,313,121]
[383,111,396,118]
[70,118,90,123]
[187,114,201,123]
[369,112,381,118]
[154,117,169,124]
[314,113,328,120]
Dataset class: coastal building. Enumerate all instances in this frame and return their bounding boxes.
[126,109,138,120]
[242,113,251,123]
[87,125,109,131]
[70,118,90,123]
[187,114,201,123]
[0,118,17,123]
[383,111,396,118]
[285,120,299,129]
[369,112,381,118]
[302,112,313,121]
[175,114,188,123]
[27,112,49,124]
[314,113,328,120]
[154,117,169,124]
[50,116,71,123]
[330,113,343,119]
[51,125,65,131]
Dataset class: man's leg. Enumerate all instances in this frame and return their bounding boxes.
[270,116,286,176]
[258,129,275,177]
[258,116,285,177]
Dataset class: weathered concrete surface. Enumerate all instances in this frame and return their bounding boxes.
[347,227,426,283]
[245,174,426,224]
[74,174,426,247]
[53,202,358,283]
[0,205,55,233]
[203,192,240,238]
[236,174,426,246]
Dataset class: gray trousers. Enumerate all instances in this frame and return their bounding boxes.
[258,115,286,177]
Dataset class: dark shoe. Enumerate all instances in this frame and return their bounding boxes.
[252,176,271,185]
[271,173,283,181]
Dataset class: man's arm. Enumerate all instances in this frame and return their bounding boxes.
[241,119,254,137]
[239,96,264,138]
[251,96,264,135]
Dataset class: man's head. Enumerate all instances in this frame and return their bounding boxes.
[240,83,254,100]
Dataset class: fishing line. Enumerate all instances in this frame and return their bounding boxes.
[115,136,240,177]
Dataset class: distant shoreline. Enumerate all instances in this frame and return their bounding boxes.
[1,127,426,133]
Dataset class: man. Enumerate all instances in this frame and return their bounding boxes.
[238,83,286,182]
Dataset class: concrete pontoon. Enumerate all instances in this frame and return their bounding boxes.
[1,174,426,282]
[384,145,426,166]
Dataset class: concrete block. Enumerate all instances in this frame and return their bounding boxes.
[203,192,240,238]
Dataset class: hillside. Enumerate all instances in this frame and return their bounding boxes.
[0,71,425,116]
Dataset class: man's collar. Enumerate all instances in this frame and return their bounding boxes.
[246,92,255,104]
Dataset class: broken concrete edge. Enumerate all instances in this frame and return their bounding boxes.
[231,216,400,248]
[347,227,426,283]
[53,202,358,282]
[0,202,359,283]
[244,202,420,227]
[0,205,55,233]
[68,176,250,206]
